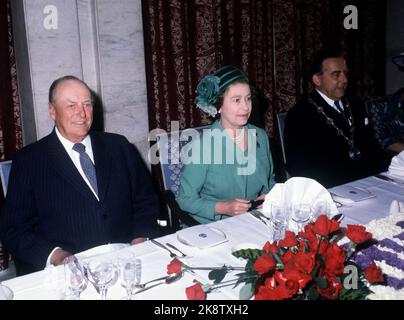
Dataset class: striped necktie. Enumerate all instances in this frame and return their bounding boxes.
[72,143,98,196]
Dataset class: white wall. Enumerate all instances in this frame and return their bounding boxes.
[11,0,150,161]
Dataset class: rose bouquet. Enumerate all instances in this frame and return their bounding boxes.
[173,215,385,300]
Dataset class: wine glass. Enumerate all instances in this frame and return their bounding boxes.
[269,203,289,240]
[83,259,118,300]
[291,203,312,232]
[119,257,142,300]
[312,200,331,220]
[63,256,88,300]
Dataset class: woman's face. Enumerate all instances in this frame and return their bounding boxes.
[219,82,252,129]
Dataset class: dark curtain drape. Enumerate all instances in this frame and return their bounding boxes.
[0,0,22,163]
[142,0,385,187]
[0,0,21,270]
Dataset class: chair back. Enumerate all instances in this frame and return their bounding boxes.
[276,112,287,165]
[0,160,12,197]
[156,126,208,230]
[365,95,393,149]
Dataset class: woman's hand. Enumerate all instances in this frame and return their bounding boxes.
[215,199,251,216]
[254,194,267,209]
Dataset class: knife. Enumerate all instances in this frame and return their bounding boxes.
[150,239,177,258]
[374,174,404,184]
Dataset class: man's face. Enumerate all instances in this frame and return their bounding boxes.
[48,80,93,143]
[313,58,348,101]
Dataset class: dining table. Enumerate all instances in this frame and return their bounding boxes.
[2,174,404,300]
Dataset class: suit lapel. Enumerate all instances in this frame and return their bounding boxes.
[90,132,112,203]
[46,130,97,201]
[311,91,351,135]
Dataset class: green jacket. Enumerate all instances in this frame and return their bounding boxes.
[176,120,275,224]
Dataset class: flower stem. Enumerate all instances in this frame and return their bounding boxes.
[188,266,245,271]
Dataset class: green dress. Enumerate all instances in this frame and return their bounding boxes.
[176,120,276,224]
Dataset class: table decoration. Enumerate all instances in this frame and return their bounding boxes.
[179,215,385,300]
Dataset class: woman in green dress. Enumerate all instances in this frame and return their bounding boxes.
[176,66,276,224]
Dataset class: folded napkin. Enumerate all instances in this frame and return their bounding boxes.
[262,177,339,219]
[0,285,12,300]
[388,150,404,178]
[389,200,404,214]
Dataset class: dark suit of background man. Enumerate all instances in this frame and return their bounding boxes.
[0,76,160,275]
[284,50,388,188]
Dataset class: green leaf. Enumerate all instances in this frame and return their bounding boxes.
[306,286,320,300]
[232,249,263,261]
[239,282,254,300]
[315,276,328,289]
[208,269,228,284]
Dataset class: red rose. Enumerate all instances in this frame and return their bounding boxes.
[167,258,183,274]
[317,274,343,300]
[312,215,340,237]
[364,261,384,284]
[185,281,206,300]
[275,268,312,290]
[254,277,292,300]
[280,250,294,265]
[342,225,372,244]
[254,253,276,275]
[290,252,316,274]
[322,243,346,276]
[262,241,280,254]
[279,231,298,248]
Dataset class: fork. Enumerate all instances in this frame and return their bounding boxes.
[150,239,177,258]
[165,242,187,258]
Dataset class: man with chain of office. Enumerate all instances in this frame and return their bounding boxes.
[284,50,387,188]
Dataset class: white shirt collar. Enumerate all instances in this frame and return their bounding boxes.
[54,127,93,160]
[315,89,339,109]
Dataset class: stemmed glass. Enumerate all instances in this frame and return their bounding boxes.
[119,257,142,300]
[63,256,88,300]
[83,259,118,300]
[290,203,312,232]
[269,203,289,240]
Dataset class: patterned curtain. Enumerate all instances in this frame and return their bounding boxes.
[0,0,22,162]
[143,0,384,135]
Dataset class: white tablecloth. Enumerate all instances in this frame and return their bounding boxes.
[3,175,404,300]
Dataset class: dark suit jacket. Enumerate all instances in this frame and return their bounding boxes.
[0,130,160,273]
[284,90,388,188]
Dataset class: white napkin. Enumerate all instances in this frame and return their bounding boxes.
[0,284,12,300]
[389,200,404,214]
[388,150,404,178]
[262,177,339,217]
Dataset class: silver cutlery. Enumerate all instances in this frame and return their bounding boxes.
[374,174,404,185]
[133,272,183,295]
[250,210,271,227]
[150,239,178,258]
[165,242,187,258]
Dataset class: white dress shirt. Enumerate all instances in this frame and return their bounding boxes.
[46,128,99,268]
[316,89,352,126]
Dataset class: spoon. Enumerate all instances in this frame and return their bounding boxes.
[133,272,183,295]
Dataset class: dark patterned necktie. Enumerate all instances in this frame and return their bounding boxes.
[73,143,98,196]
[334,100,349,124]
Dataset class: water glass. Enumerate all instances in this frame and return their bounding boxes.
[83,259,118,300]
[63,256,88,299]
[119,257,142,300]
[291,203,312,232]
[270,203,288,240]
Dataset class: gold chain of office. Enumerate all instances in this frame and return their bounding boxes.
[308,97,361,161]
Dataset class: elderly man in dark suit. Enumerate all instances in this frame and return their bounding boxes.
[284,50,387,188]
[0,76,160,275]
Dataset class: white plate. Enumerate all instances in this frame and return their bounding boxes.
[176,225,227,249]
[75,243,129,259]
[0,284,13,300]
